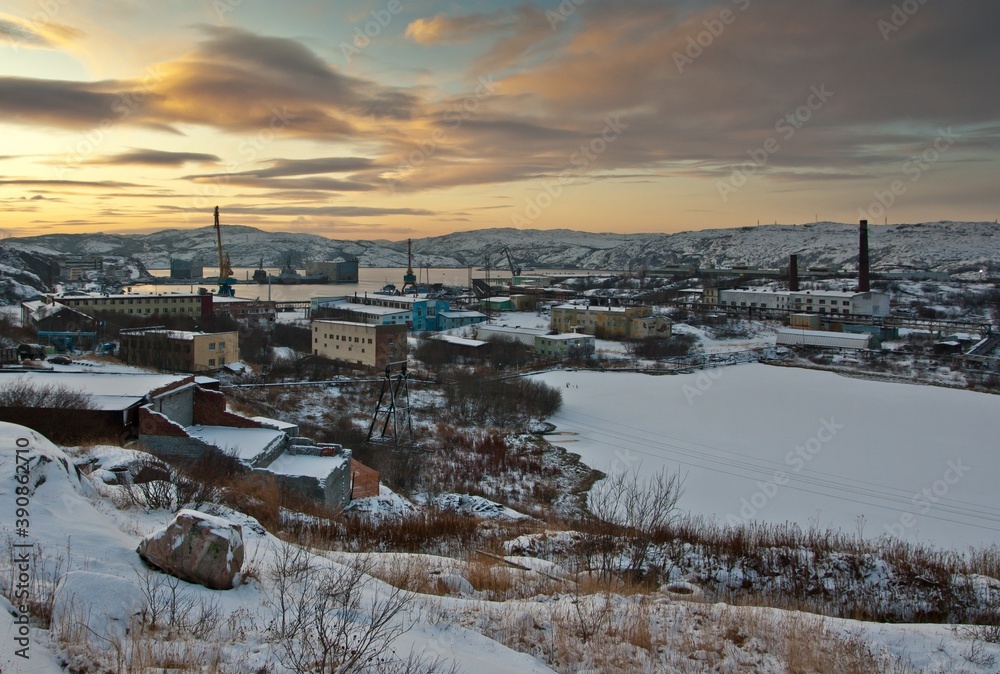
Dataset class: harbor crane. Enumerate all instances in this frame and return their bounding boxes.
[214,206,235,297]
[500,246,521,278]
[401,238,418,294]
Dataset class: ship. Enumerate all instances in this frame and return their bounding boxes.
[252,258,268,283]
[270,257,329,284]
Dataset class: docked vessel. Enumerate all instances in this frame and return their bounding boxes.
[270,258,329,284]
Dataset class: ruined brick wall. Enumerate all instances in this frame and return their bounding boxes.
[193,388,263,428]
[350,459,380,499]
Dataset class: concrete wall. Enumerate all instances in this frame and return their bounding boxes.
[150,385,195,427]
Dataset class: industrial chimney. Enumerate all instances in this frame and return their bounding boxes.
[858,220,871,292]
[788,254,799,292]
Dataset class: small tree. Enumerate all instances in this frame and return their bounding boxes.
[587,467,685,579]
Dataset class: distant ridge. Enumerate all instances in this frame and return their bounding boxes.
[4,221,999,275]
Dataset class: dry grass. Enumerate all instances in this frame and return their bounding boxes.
[473,596,916,673]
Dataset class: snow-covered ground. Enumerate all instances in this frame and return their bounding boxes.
[534,364,1000,550]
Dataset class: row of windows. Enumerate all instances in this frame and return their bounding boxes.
[68,297,195,306]
[207,342,226,350]
[315,334,373,344]
[322,344,366,353]
[125,307,195,314]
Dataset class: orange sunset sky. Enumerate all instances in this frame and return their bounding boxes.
[1,0,997,240]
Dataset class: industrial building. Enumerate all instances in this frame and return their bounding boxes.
[534,333,596,359]
[475,324,550,346]
[311,294,450,331]
[776,328,876,350]
[169,258,204,280]
[311,319,407,370]
[44,292,211,321]
[210,295,277,322]
[119,328,239,372]
[550,304,671,339]
[55,255,103,281]
[437,310,487,331]
[305,258,360,283]
[715,289,890,317]
[311,297,410,327]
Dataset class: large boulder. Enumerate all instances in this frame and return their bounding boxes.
[136,509,244,590]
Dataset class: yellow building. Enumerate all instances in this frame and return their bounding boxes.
[550,304,671,340]
[119,329,239,372]
[312,320,407,370]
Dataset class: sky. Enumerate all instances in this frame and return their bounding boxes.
[0,0,998,241]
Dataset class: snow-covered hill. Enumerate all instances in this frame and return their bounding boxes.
[5,220,999,273]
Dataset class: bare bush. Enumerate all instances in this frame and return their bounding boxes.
[587,467,685,579]
[264,543,452,673]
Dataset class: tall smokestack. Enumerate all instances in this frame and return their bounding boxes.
[858,220,871,292]
[788,254,799,292]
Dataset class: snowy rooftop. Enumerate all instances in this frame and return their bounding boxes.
[53,291,201,300]
[252,416,299,432]
[265,452,349,483]
[553,303,629,313]
[185,425,286,463]
[440,310,486,319]
[433,334,489,347]
[330,301,409,316]
[538,333,594,341]
[476,325,549,336]
[0,371,190,410]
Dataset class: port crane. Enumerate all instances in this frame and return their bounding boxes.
[401,238,418,294]
[500,246,522,278]
[213,206,235,297]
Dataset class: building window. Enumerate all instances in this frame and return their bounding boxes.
[209,343,215,350]
[208,358,215,366]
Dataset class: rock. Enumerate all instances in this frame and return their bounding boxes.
[137,509,244,590]
[437,573,475,596]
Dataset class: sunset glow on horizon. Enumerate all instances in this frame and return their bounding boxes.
[1,1,997,241]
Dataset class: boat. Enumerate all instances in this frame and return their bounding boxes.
[269,258,329,284]
[252,258,268,283]
[374,283,399,296]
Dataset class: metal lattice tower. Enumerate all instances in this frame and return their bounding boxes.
[365,361,413,450]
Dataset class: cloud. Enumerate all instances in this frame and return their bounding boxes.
[0,26,421,135]
[211,156,374,178]
[160,205,435,218]
[83,149,220,166]
[0,14,82,49]
[405,11,514,45]
[0,179,143,188]
[187,175,376,192]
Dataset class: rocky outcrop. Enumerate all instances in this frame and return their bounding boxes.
[136,509,244,590]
